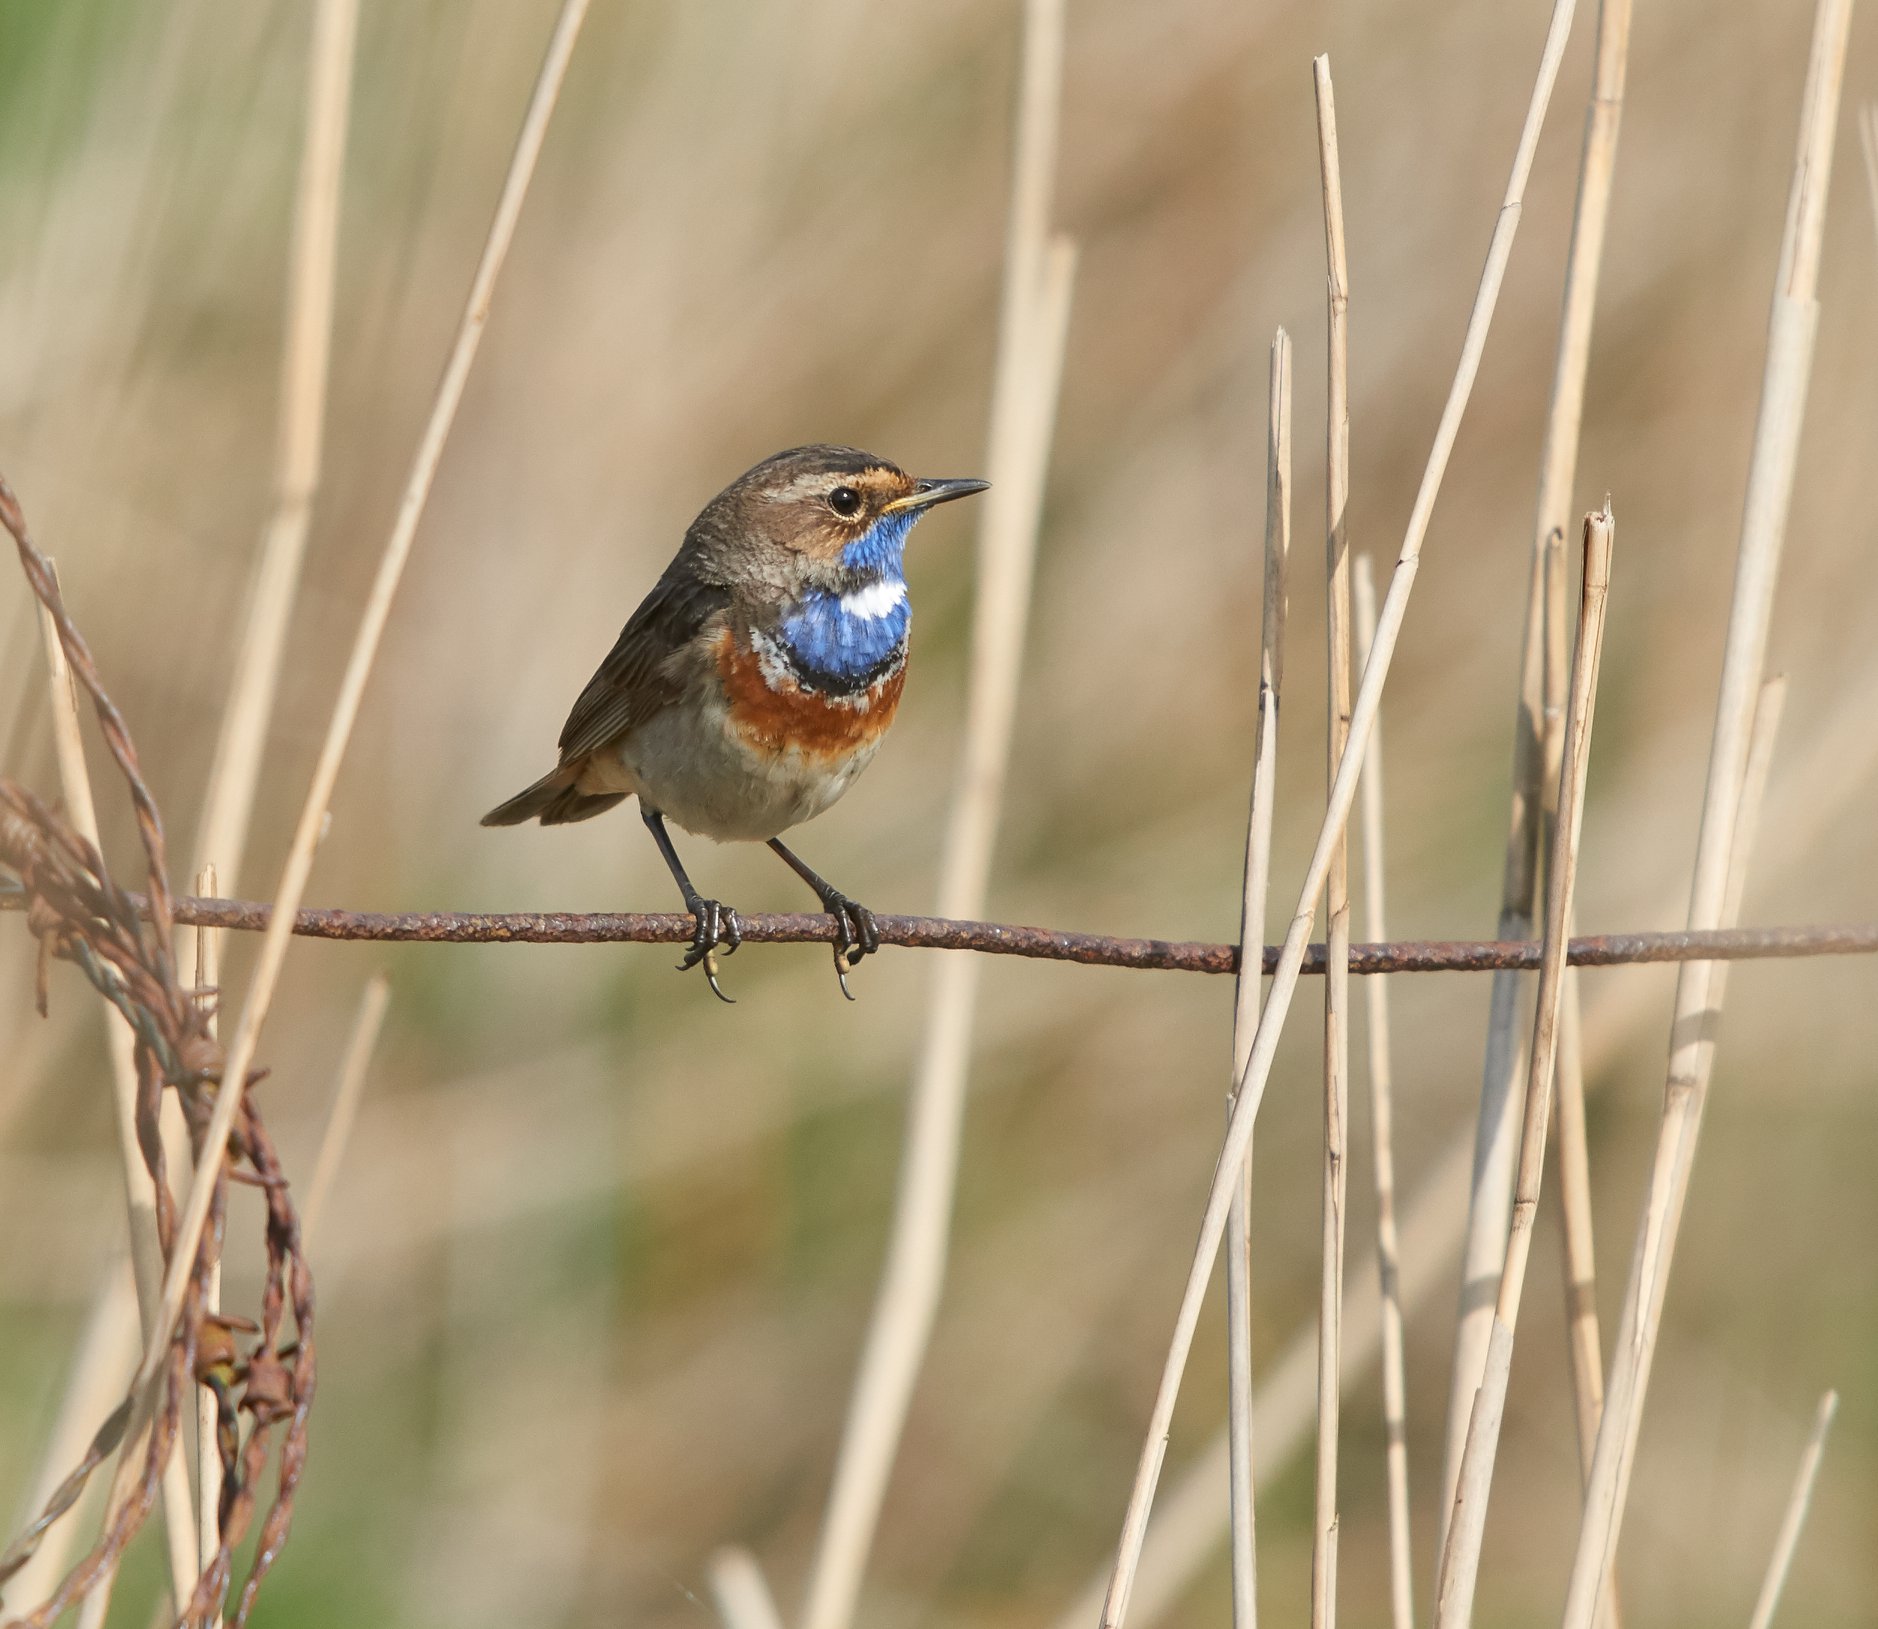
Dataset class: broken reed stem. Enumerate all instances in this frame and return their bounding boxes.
[1745,1390,1839,1629]
[1551,973,1607,1482]
[1226,326,1291,1629]
[707,1547,786,1629]
[1097,4,1583,1620]
[797,2,1071,1619]
[1311,53,1352,1629]
[1354,557,1413,1629]
[1441,0,1632,1526]
[300,973,391,1248]
[192,0,360,893]
[123,0,593,1427]
[1434,509,1614,1629]
[1557,4,1854,1618]
[35,566,200,1619]
[192,865,223,1629]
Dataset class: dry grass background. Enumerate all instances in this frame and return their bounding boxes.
[1,1,1875,1625]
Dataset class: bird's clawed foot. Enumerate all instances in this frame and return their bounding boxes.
[677,896,742,1002]
[820,891,879,1001]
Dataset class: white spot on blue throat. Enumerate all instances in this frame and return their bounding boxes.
[777,509,922,684]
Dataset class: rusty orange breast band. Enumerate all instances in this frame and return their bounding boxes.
[715,626,905,764]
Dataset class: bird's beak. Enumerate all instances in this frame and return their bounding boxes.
[882,477,991,515]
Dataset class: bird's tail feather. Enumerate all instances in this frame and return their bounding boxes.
[481,766,627,827]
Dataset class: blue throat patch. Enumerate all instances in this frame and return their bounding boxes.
[776,510,919,686]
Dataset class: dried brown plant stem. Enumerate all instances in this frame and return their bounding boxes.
[1311,54,1353,1629]
[1097,4,1583,1619]
[1745,1391,1839,1629]
[192,0,359,892]
[1354,557,1413,1629]
[191,865,222,1629]
[34,571,199,1620]
[120,0,592,1441]
[1440,0,1632,1530]
[1558,4,1854,1618]
[300,973,391,1248]
[708,1548,786,1629]
[797,3,1071,1621]
[1226,327,1291,1629]
[1433,509,1614,1629]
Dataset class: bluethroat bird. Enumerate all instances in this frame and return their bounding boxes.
[482,445,988,1000]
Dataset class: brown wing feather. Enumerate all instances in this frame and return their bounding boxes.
[556,566,732,763]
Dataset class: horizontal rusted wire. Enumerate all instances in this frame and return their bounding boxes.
[3,888,1873,977]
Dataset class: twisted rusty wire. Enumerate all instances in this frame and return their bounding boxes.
[1,889,1871,978]
[0,482,314,1629]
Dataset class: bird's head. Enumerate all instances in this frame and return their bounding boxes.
[709,445,987,593]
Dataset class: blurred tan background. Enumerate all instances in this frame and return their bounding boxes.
[2,1,1876,1624]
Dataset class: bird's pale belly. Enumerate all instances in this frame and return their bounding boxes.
[580,631,905,842]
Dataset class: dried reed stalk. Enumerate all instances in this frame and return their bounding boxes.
[1745,1391,1839,1629]
[301,973,391,1247]
[123,0,593,1432]
[1354,557,1412,1629]
[708,1547,786,1629]
[190,866,221,1629]
[1097,5,1582,1620]
[796,0,1074,1602]
[34,571,199,1619]
[191,0,360,892]
[1433,509,1614,1629]
[1557,4,1854,1617]
[1311,56,1353,1629]
[1225,327,1291,1629]
[1440,0,1632,1530]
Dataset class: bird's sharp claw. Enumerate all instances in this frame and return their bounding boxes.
[679,898,740,1000]
[819,893,877,997]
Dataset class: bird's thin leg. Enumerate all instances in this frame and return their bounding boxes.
[643,806,740,1001]
[766,838,878,1000]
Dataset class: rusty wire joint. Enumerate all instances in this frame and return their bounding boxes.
[0,476,314,1629]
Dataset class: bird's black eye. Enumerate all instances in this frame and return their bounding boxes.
[828,485,862,518]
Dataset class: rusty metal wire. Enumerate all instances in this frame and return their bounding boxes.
[1,890,1872,979]
[0,476,315,1629]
